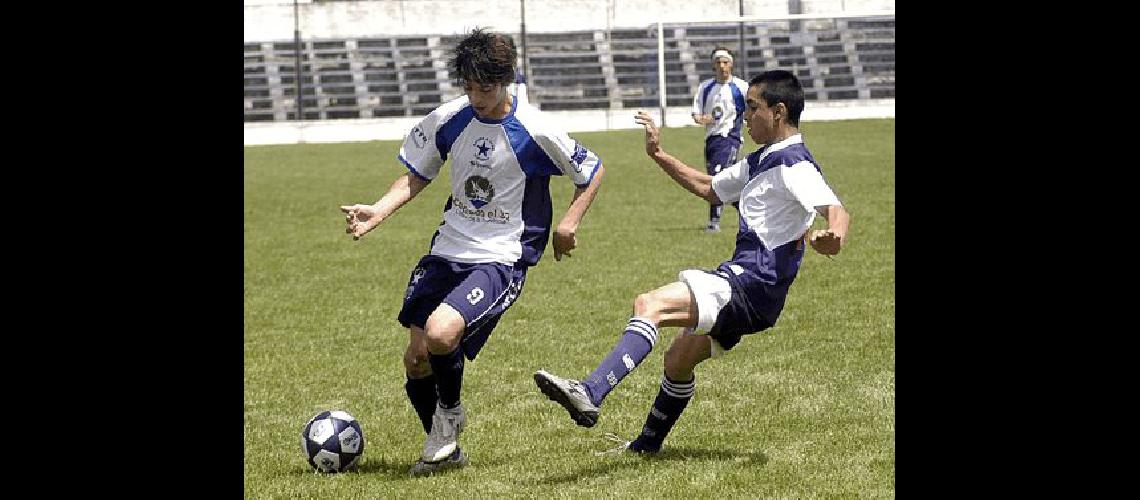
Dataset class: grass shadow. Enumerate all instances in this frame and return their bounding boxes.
[529,446,768,486]
[291,457,426,481]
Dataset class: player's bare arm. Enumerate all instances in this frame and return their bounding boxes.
[553,164,605,261]
[635,111,720,204]
[809,204,850,255]
[340,172,431,240]
[691,113,712,125]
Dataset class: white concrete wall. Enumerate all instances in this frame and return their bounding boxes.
[244,0,895,42]
[244,98,893,146]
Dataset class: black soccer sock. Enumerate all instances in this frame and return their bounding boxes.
[709,204,722,223]
[428,347,465,409]
[630,373,695,453]
[405,375,438,433]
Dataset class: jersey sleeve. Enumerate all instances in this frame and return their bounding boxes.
[710,158,749,203]
[532,125,601,188]
[781,161,841,211]
[396,110,446,181]
[691,81,705,115]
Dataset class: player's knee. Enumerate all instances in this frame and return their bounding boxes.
[632,292,663,320]
[423,320,463,353]
[424,305,466,350]
[663,341,697,373]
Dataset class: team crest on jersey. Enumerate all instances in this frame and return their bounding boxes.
[469,137,495,168]
[464,175,495,208]
[713,105,724,121]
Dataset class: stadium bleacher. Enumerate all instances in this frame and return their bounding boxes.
[243,16,893,122]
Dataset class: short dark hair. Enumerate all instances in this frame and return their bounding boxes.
[451,28,517,86]
[750,70,804,127]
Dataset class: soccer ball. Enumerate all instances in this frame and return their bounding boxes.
[300,410,365,473]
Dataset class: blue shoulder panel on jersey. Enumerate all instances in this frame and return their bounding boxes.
[699,80,716,112]
[436,105,475,162]
[730,82,746,140]
[747,142,820,180]
[397,154,432,181]
[501,117,562,177]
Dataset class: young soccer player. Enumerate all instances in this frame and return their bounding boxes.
[691,47,750,233]
[340,28,604,475]
[534,70,849,454]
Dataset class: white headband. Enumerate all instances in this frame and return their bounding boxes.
[712,50,734,62]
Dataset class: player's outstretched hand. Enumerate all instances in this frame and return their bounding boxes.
[339,204,382,241]
[809,229,843,256]
[634,111,662,157]
[552,224,577,262]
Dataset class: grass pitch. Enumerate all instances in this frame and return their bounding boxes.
[244,119,894,498]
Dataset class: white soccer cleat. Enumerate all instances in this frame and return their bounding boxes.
[421,403,466,462]
[534,369,599,428]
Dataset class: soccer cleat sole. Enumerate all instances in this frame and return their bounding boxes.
[534,372,598,428]
[408,450,469,477]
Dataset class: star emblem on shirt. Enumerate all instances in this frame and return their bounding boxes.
[474,138,493,160]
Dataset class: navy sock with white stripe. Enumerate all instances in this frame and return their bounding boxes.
[581,317,657,407]
[630,374,695,453]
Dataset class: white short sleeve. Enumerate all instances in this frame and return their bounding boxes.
[781,161,841,211]
[710,159,749,203]
[396,112,445,181]
[533,127,601,188]
[691,82,705,116]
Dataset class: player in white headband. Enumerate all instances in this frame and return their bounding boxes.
[690,47,750,233]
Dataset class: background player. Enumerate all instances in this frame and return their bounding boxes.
[691,47,750,233]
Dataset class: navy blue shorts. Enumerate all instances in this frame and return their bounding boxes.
[397,255,527,360]
[704,263,796,352]
[704,135,742,176]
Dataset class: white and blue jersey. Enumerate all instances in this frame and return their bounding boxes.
[692,77,749,143]
[396,95,601,267]
[683,134,840,342]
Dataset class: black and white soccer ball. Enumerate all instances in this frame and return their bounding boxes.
[300,410,364,473]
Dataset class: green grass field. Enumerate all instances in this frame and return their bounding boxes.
[244,119,894,498]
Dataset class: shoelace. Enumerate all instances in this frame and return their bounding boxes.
[595,432,632,456]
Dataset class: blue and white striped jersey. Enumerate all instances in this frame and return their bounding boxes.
[692,77,750,141]
[397,95,601,267]
[710,134,841,287]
